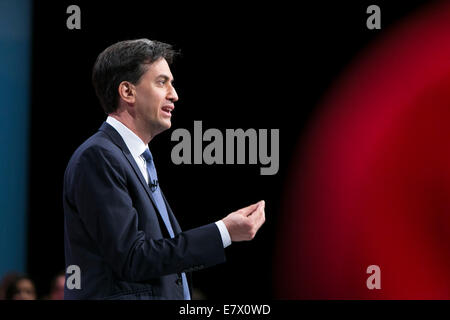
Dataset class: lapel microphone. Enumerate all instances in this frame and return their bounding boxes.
[150,179,159,192]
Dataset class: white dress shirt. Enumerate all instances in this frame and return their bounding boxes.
[106,116,231,248]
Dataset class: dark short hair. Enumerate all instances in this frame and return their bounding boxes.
[92,39,178,114]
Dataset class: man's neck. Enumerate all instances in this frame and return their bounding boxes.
[109,112,153,144]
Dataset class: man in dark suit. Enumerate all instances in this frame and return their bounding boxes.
[63,39,265,300]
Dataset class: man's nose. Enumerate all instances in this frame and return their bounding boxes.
[167,84,179,102]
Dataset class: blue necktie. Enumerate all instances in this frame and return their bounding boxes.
[142,149,191,300]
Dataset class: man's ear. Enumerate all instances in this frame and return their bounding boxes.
[118,81,136,104]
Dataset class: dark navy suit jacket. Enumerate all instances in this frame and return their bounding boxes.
[63,122,226,299]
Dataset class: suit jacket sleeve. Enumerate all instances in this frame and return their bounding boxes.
[67,145,226,283]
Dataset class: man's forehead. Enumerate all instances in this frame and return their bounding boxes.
[145,58,174,78]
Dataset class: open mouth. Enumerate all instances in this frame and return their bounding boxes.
[161,105,173,117]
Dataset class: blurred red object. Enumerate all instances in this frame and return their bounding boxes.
[276,1,450,299]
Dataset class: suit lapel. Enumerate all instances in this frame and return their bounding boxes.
[98,122,167,230]
[161,190,182,235]
[122,150,159,209]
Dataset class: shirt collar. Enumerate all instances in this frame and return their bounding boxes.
[106,116,148,159]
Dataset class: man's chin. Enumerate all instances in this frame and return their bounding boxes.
[164,120,172,129]
[158,120,172,133]
[150,119,172,137]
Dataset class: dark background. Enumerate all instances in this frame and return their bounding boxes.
[27,0,429,298]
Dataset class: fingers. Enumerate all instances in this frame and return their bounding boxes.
[249,200,265,228]
[224,200,266,242]
[237,201,262,216]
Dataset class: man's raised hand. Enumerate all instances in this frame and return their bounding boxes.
[221,200,266,242]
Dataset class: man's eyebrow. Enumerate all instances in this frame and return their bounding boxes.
[156,74,174,82]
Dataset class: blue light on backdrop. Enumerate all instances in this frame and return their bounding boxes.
[0,0,32,279]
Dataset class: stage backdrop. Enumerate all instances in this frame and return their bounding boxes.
[0,0,32,280]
